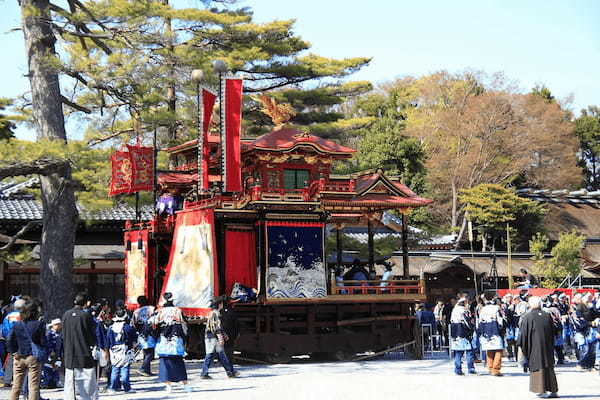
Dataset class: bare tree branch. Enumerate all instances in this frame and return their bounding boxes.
[0,221,40,251]
[87,128,134,146]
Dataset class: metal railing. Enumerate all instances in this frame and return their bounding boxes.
[421,323,450,358]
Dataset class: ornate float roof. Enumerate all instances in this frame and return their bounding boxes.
[322,170,432,212]
[164,127,354,157]
[247,127,355,156]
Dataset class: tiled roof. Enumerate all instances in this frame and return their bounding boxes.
[0,197,153,222]
[31,244,124,260]
[517,188,600,204]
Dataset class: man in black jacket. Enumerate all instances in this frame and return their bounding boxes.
[519,296,558,398]
[62,293,98,400]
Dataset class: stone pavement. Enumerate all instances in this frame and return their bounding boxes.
[1,357,599,400]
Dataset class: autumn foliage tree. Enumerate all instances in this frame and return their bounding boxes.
[402,71,581,242]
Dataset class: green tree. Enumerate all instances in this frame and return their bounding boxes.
[0,98,17,141]
[325,233,400,261]
[5,0,371,316]
[246,81,374,138]
[531,84,555,103]
[530,230,585,288]
[333,79,432,228]
[51,0,370,146]
[574,106,600,189]
[459,184,545,251]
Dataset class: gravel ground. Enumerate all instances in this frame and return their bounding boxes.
[1,356,599,400]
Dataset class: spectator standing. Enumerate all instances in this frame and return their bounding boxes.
[477,293,505,376]
[62,293,98,400]
[450,298,476,375]
[106,309,137,394]
[519,296,559,398]
[153,292,192,393]
[2,298,26,387]
[6,300,46,400]
[41,318,63,389]
[201,308,238,379]
[570,293,595,370]
[219,298,240,365]
[131,296,156,376]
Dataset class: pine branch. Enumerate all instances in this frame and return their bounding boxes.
[0,157,70,180]
[61,95,91,114]
[87,128,134,146]
[0,221,40,251]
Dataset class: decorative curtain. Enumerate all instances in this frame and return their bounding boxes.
[225,229,257,295]
[124,229,151,309]
[159,209,217,317]
[266,222,326,298]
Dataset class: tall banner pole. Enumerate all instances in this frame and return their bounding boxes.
[219,73,226,194]
[507,222,513,289]
[196,82,204,198]
[468,219,478,296]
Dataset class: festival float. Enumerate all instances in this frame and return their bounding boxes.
[113,74,433,362]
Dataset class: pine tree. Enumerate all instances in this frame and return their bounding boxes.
[52,0,371,146]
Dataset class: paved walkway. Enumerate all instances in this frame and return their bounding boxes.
[1,357,599,400]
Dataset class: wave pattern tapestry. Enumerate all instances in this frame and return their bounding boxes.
[161,209,217,316]
[266,221,326,298]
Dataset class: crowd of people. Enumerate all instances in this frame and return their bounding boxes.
[419,289,600,398]
[0,292,239,399]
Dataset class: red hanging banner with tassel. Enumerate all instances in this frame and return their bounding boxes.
[222,78,243,192]
[108,144,154,196]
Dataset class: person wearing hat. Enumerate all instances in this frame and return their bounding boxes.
[41,318,63,389]
[106,309,138,395]
[450,297,476,375]
[152,293,192,393]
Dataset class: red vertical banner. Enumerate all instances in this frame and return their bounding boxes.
[127,145,154,192]
[222,78,243,192]
[201,89,217,190]
[109,149,133,196]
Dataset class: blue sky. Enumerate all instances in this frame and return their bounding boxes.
[1,0,599,140]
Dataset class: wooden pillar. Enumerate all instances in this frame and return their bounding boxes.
[402,212,410,279]
[336,226,343,269]
[368,218,374,271]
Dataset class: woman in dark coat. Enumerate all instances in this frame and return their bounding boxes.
[518,296,559,398]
